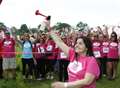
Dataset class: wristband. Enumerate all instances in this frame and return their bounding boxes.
[64,82,68,88]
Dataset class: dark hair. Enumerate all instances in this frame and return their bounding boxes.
[75,36,94,57]
[110,32,118,42]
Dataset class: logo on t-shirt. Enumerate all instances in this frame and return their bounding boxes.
[93,42,100,47]
[47,45,53,51]
[68,60,82,73]
[110,42,117,47]
[4,41,12,46]
[24,42,31,48]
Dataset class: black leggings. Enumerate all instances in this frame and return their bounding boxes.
[58,59,69,82]
[0,57,3,78]
[34,59,46,78]
[22,58,34,78]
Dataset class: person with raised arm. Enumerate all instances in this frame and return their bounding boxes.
[49,27,100,88]
[1,31,16,79]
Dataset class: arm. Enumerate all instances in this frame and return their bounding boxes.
[112,26,115,32]
[67,73,95,88]
[49,31,70,56]
[96,26,103,34]
[51,73,95,88]
[103,25,109,39]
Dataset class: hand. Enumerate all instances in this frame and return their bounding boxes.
[33,58,37,65]
[112,26,115,31]
[51,82,65,88]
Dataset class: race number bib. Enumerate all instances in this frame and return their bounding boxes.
[103,47,109,53]
[68,61,82,73]
[47,45,53,51]
[60,52,67,58]
[40,47,45,53]
[94,51,101,58]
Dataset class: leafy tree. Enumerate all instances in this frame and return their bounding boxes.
[18,24,29,35]
[0,22,6,31]
[76,21,88,31]
[52,22,71,36]
[30,28,38,34]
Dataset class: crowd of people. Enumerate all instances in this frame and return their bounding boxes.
[0,23,120,88]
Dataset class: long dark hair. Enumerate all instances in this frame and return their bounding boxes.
[110,32,118,43]
[74,36,94,58]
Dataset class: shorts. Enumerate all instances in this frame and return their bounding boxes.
[3,57,16,70]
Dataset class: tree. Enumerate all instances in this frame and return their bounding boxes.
[0,22,6,31]
[30,28,38,34]
[18,24,29,35]
[76,21,88,31]
[52,22,71,36]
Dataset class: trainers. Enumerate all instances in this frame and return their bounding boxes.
[50,75,54,79]
[36,78,42,80]
[46,75,50,79]
[29,76,33,79]
[23,76,26,79]
[103,74,106,77]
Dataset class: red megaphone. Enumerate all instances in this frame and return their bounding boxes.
[35,10,47,18]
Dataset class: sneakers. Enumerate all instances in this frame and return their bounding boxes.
[46,73,54,80]
[50,75,54,79]
[46,74,50,79]
[36,77,42,80]
[23,75,26,79]
[29,76,33,79]
[23,75,33,79]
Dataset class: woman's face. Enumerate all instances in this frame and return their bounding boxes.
[74,38,87,55]
[99,34,104,41]
[24,34,30,40]
[110,34,116,41]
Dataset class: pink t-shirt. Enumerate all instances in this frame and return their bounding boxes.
[107,42,118,59]
[57,48,68,60]
[118,43,120,57]
[46,39,55,60]
[0,39,2,56]
[92,41,102,58]
[68,48,100,88]
[34,42,46,59]
[2,38,15,58]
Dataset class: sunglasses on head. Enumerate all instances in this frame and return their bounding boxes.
[111,35,116,37]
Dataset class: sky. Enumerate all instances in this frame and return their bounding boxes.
[0,0,120,29]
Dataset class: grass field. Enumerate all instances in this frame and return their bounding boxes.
[0,47,120,88]
[0,61,120,88]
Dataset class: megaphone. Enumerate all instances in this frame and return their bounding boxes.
[35,10,47,18]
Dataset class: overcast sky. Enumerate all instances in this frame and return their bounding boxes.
[0,0,120,28]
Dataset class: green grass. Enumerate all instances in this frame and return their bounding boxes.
[0,62,120,88]
[0,65,120,88]
[96,65,120,88]
[0,46,120,88]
